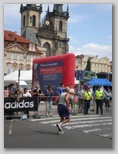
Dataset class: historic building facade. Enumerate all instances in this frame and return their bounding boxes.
[4,30,47,75]
[76,55,112,73]
[20,4,70,57]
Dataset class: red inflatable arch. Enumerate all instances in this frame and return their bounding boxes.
[32,53,75,98]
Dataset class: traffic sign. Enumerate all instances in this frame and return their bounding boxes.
[76,70,84,81]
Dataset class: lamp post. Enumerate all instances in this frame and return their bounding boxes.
[18,69,20,89]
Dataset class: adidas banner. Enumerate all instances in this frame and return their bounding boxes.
[4,96,38,112]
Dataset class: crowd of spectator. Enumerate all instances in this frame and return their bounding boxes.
[4,82,112,118]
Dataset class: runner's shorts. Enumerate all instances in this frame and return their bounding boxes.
[58,104,70,119]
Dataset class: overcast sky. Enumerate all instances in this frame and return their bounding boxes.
[4,4,112,60]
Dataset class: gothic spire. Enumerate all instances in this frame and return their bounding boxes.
[53,4,56,12]
[67,4,69,13]
[47,5,49,13]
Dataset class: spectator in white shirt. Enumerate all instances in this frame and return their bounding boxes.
[69,84,75,112]
[23,88,31,117]
[23,88,31,97]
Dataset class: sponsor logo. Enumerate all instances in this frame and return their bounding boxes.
[4,100,34,109]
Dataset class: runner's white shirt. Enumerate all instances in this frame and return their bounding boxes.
[58,92,67,105]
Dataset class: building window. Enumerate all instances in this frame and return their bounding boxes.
[43,42,51,57]
[19,54,23,60]
[23,15,25,26]
[32,15,36,26]
[13,53,17,60]
[27,55,31,61]
[59,21,63,31]
[7,53,11,59]
[30,43,34,50]
[19,64,23,70]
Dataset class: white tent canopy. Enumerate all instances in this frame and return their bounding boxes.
[4,70,32,88]
[4,70,32,82]
[19,71,32,81]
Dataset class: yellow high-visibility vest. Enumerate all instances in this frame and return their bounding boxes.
[84,91,91,100]
[95,90,103,100]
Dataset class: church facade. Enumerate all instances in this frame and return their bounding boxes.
[20,4,70,57]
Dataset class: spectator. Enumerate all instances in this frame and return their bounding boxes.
[23,88,31,117]
[108,88,112,103]
[33,85,43,117]
[103,88,111,112]
[69,84,74,113]
[14,89,22,101]
[8,83,14,98]
[33,85,42,97]
[57,83,65,95]
[11,89,22,116]
[23,88,31,97]
[78,85,84,112]
[45,85,54,117]
[4,86,9,98]
[74,85,79,111]
[74,85,79,97]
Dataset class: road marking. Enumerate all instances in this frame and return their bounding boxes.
[100,134,112,137]
[39,116,112,124]
[83,128,102,133]
[63,119,112,126]
[51,119,112,127]
[29,114,111,122]
[8,120,13,135]
[64,122,112,129]
[83,128,111,133]
[28,114,112,138]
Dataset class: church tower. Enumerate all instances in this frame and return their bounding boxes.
[20,4,42,35]
[20,4,70,57]
[38,4,70,56]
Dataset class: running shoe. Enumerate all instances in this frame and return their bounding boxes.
[58,130,64,135]
[56,123,62,132]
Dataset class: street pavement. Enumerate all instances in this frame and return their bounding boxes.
[4,102,112,148]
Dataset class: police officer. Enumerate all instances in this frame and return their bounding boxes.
[83,87,91,115]
[95,86,104,115]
